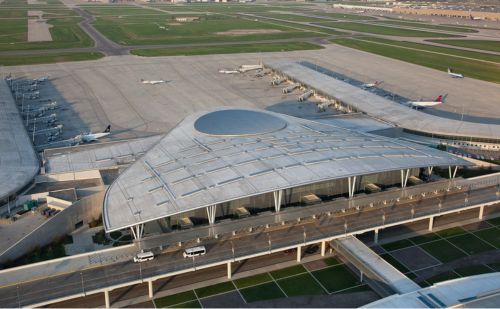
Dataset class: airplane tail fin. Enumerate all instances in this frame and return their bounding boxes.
[435,94,447,103]
[447,68,451,73]
[442,94,448,103]
[103,125,111,133]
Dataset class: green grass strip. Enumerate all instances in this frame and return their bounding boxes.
[194,281,234,298]
[234,273,273,289]
[317,21,461,37]
[355,36,500,63]
[330,37,500,83]
[373,20,478,33]
[427,39,500,53]
[270,265,307,280]
[0,52,103,66]
[132,42,323,57]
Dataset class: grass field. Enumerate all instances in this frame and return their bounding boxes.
[426,39,500,53]
[277,273,326,296]
[194,281,234,298]
[474,228,500,248]
[0,16,93,51]
[94,14,323,46]
[239,282,285,303]
[0,52,103,66]
[312,264,360,293]
[254,12,329,23]
[153,257,368,306]
[317,21,461,37]
[269,265,307,280]
[420,239,468,263]
[234,273,272,289]
[356,37,500,63]
[435,227,468,238]
[313,12,376,21]
[381,239,413,251]
[131,42,323,57]
[374,20,478,33]
[330,37,500,83]
[446,234,495,255]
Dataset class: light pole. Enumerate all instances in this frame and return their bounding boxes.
[231,241,235,259]
[268,233,271,252]
[16,285,21,308]
[80,271,85,295]
[344,221,348,235]
[438,198,442,213]
[302,226,306,245]
[464,193,469,206]
[411,207,415,219]
[139,260,143,281]
[382,213,386,226]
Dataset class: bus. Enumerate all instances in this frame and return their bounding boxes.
[133,251,154,263]
[183,246,206,258]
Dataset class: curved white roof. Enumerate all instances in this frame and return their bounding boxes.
[103,107,468,232]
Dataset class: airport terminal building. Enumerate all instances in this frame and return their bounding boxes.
[103,108,467,237]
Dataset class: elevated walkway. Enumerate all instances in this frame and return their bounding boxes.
[331,236,420,296]
[0,80,39,204]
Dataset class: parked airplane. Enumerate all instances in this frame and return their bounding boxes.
[407,94,447,108]
[141,79,168,85]
[238,64,263,73]
[362,81,383,89]
[75,125,111,143]
[36,76,49,83]
[447,68,464,78]
[218,69,240,74]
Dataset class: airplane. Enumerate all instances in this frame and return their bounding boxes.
[36,76,49,83]
[407,94,447,108]
[218,69,240,74]
[75,125,111,144]
[362,81,383,89]
[140,79,168,85]
[447,68,464,78]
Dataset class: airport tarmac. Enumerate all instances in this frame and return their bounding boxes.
[4,45,499,144]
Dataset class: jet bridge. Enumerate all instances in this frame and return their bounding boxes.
[331,236,420,297]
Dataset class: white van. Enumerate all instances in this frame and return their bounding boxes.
[183,246,206,258]
[133,251,154,263]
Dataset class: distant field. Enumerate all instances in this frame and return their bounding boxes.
[94,14,324,46]
[83,5,164,16]
[426,39,500,53]
[0,19,26,43]
[331,38,500,83]
[356,37,500,63]
[317,21,462,37]
[373,20,478,33]
[0,52,103,66]
[131,42,323,56]
[255,12,328,23]
[0,16,93,51]
[313,12,376,21]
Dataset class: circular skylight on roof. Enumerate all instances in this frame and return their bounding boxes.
[194,109,287,136]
